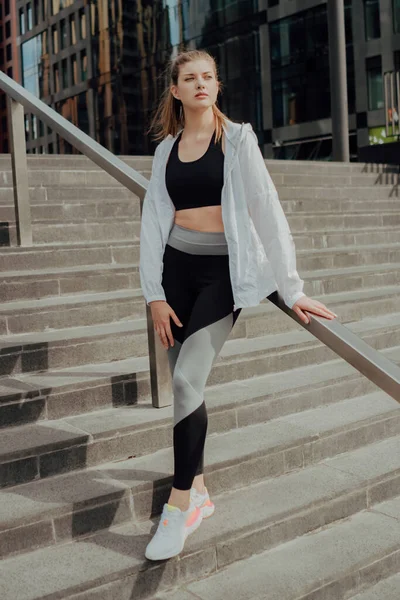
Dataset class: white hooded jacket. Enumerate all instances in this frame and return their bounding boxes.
[139,119,306,311]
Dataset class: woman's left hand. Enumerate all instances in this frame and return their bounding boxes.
[291,296,338,325]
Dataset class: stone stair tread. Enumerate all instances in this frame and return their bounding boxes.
[1,278,400,320]
[0,427,398,547]
[0,240,139,253]
[156,497,400,600]
[1,262,138,279]
[349,572,400,599]
[0,356,149,399]
[0,317,146,349]
[0,296,397,356]
[0,388,395,488]
[0,288,142,314]
[1,463,400,600]
[1,425,400,560]
[296,240,400,256]
[1,254,400,283]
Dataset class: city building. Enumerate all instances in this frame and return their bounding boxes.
[0,0,20,153]
[10,0,400,159]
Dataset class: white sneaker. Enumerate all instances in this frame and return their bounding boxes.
[145,501,202,561]
[190,487,215,518]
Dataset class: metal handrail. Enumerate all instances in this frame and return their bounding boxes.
[1,71,400,404]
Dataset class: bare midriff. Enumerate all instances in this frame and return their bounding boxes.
[174,205,224,232]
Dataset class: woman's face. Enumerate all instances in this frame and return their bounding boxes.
[171,59,219,112]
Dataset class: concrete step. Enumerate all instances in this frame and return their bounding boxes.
[281,198,400,212]
[1,262,141,302]
[0,154,398,173]
[349,573,400,600]
[292,226,400,250]
[20,214,398,245]
[296,241,400,272]
[0,241,139,271]
[0,319,148,376]
[278,184,400,199]
[0,388,399,557]
[3,167,397,189]
[0,288,144,335]
[2,200,398,230]
[32,220,141,244]
[0,329,399,487]
[1,278,399,339]
[287,211,400,231]
[1,283,400,383]
[1,450,400,599]
[154,496,400,600]
[0,200,141,222]
[0,313,390,425]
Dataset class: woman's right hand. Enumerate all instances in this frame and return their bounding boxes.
[149,301,183,349]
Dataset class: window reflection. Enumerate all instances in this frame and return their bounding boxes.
[366,56,383,110]
[22,34,49,98]
[394,0,400,33]
[364,0,380,39]
[270,1,354,127]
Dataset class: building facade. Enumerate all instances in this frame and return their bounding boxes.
[0,0,20,153]
[9,0,400,159]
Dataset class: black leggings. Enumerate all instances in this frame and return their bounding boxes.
[161,224,241,491]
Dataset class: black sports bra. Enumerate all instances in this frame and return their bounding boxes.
[165,129,225,211]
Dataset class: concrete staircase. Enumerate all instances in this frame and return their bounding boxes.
[0,155,400,599]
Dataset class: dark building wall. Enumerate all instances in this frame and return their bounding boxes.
[0,0,20,153]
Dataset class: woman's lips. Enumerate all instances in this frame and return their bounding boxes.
[195,94,208,98]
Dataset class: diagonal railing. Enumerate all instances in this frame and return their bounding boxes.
[1,70,399,405]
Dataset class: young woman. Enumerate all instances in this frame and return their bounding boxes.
[140,49,337,561]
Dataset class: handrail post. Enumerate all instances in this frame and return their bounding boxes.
[7,97,32,246]
[139,197,173,408]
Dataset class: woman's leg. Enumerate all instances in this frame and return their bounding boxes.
[168,273,241,507]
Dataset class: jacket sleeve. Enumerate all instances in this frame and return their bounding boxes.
[240,127,306,310]
[139,145,168,305]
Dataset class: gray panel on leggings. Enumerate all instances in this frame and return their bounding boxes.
[167,339,182,377]
[172,313,233,427]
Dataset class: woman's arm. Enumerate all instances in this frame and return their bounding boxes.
[139,145,168,305]
[239,126,306,310]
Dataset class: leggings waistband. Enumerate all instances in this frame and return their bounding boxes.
[167,223,229,255]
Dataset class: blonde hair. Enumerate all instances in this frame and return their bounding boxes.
[148,49,229,144]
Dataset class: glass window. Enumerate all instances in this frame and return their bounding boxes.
[0,49,3,65]
[60,19,67,49]
[0,27,2,44]
[27,3,33,30]
[22,35,47,97]
[364,0,380,39]
[31,115,38,139]
[394,0,400,33]
[34,0,40,25]
[395,50,400,71]
[5,0,10,16]
[70,13,76,45]
[61,58,68,88]
[6,44,12,61]
[0,93,6,110]
[19,8,26,35]
[5,20,11,39]
[366,56,384,110]
[71,54,78,84]
[80,49,87,81]
[52,25,58,53]
[7,67,13,78]
[53,64,60,93]
[79,9,86,39]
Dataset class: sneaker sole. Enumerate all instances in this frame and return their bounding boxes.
[200,503,215,519]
